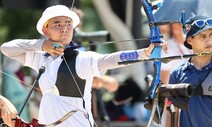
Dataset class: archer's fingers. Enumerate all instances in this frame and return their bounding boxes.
[155,41,168,53]
[2,114,17,127]
[162,41,168,53]
[53,43,65,49]
[51,47,64,56]
[43,40,65,52]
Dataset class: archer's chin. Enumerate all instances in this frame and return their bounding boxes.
[60,38,72,44]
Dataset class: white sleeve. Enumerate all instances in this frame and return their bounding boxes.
[76,51,104,79]
[0,39,44,64]
[76,49,148,79]
[25,51,45,71]
[98,48,148,71]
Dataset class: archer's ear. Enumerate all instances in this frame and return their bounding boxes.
[42,27,49,36]
[187,37,193,46]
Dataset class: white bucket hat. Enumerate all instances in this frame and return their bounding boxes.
[36,5,80,35]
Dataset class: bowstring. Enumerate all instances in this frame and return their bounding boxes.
[70,0,75,10]
[59,0,85,103]
[51,0,93,125]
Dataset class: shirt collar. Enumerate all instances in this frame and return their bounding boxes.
[182,58,212,71]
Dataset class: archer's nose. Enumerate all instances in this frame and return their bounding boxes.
[61,29,67,33]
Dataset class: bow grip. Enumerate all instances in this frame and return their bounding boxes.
[15,117,45,127]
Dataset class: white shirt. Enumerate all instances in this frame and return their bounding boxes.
[1,39,148,127]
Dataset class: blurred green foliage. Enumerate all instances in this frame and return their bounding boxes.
[0,8,42,44]
[80,0,105,32]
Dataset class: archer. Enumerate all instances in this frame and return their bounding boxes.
[0,5,167,127]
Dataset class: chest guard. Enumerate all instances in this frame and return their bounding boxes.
[55,48,86,97]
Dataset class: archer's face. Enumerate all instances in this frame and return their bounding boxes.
[188,29,212,53]
[43,16,74,46]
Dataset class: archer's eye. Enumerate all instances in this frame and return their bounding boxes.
[54,24,61,27]
[66,21,73,27]
[67,23,72,26]
[199,35,206,39]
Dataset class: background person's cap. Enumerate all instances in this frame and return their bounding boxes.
[184,15,212,49]
[36,5,80,36]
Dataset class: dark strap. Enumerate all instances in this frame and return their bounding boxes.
[193,70,212,96]
[54,48,93,127]
[193,84,204,96]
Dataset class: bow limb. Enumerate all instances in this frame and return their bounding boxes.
[14,109,84,127]
[44,109,85,127]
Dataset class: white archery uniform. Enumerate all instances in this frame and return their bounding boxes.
[1,39,148,127]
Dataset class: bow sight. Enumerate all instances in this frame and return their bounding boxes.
[144,74,194,126]
[144,75,193,110]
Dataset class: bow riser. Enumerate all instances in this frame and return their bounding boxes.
[141,0,163,99]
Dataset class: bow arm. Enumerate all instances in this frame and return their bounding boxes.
[118,51,212,64]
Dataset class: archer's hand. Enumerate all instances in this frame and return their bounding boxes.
[0,99,17,127]
[92,76,119,93]
[42,39,65,56]
[1,112,17,127]
[145,40,168,57]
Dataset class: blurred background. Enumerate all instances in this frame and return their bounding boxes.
[0,0,211,127]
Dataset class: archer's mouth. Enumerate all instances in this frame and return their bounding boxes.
[205,45,212,49]
[60,34,70,37]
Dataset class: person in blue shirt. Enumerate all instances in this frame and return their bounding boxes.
[168,15,212,127]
